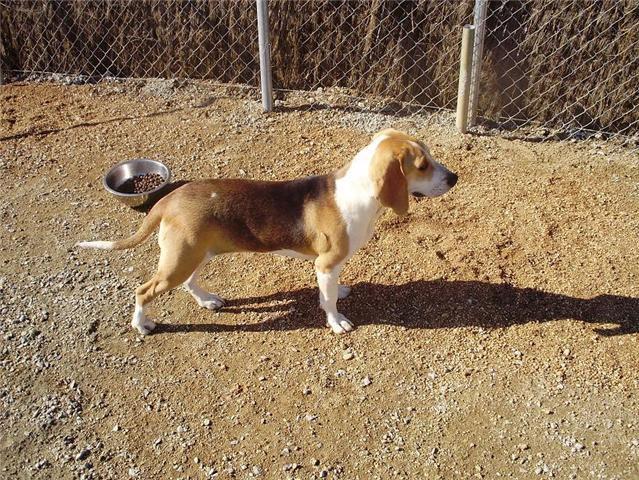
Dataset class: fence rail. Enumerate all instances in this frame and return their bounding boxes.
[1,0,637,143]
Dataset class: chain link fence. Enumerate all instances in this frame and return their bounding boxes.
[1,0,259,84]
[267,0,473,113]
[477,1,638,139]
[1,0,638,143]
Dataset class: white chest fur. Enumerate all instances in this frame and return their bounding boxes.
[334,141,384,256]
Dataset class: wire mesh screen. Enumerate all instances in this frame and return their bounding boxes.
[1,0,638,141]
[1,0,259,84]
[477,0,639,137]
[267,0,474,111]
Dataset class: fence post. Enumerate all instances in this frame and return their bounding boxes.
[469,0,488,126]
[456,25,475,134]
[256,0,273,112]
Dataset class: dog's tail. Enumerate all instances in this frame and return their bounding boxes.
[76,203,164,251]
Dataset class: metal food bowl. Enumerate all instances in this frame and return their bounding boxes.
[103,159,171,208]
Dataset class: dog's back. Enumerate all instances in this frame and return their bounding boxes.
[158,175,337,254]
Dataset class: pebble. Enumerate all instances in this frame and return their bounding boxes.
[342,350,354,360]
[360,376,372,387]
[75,448,91,461]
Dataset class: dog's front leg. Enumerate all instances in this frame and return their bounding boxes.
[315,260,353,334]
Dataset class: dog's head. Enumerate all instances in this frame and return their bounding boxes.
[370,128,458,215]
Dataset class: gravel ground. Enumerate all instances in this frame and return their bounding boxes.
[1,80,638,480]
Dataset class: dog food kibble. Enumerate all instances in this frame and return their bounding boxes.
[119,173,164,194]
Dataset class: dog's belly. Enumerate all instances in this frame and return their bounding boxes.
[271,249,316,260]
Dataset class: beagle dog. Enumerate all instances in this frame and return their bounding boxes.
[77,129,458,335]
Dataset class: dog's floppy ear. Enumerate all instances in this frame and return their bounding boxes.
[370,140,409,216]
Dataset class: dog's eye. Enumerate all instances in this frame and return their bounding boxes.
[417,164,429,171]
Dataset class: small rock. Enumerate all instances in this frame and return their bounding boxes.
[342,350,354,361]
[75,448,91,461]
[33,459,50,470]
[360,376,372,387]
[202,418,211,426]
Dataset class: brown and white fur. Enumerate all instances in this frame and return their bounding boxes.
[77,129,458,335]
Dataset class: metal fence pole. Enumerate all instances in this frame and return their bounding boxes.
[469,0,488,126]
[256,0,273,112]
[456,25,475,133]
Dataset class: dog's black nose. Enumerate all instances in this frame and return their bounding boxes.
[447,172,458,187]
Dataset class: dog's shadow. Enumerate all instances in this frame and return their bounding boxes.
[153,280,638,337]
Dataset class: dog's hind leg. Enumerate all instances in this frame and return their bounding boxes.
[183,254,225,310]
[132,225,206,334]
[337,285,351,299]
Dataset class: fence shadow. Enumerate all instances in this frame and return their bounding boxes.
[0,107,185,142]
[153,280,638,337]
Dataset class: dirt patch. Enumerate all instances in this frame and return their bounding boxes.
[1,81,638,479]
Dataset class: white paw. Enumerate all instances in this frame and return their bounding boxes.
[327,313,354,334]
[337,285,351,299]
[197,294,225,310]
[132,317,156,335]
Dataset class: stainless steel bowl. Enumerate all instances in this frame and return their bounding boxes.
[103,159,171,208]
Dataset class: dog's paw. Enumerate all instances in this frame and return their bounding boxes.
[337,285,351,299]
[132,317,156,335]
[327,313,354,334]
[197,294,225,310]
